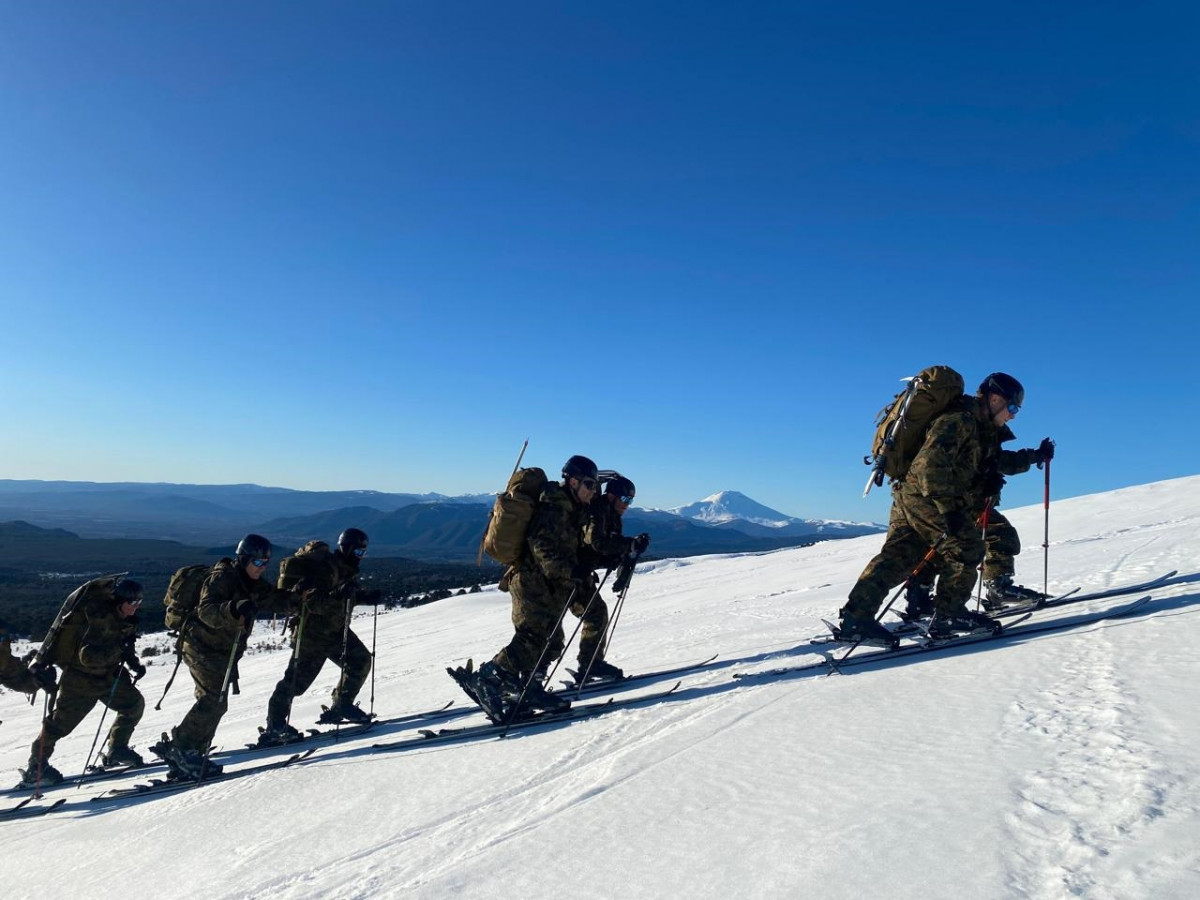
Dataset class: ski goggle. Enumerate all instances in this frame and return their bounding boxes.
[352,547,367,558]
[618,495,635,505]
[580,478,599,490]
[1006,402,1021,416]
[250,557,270,568]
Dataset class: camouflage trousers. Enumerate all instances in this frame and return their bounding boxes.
[846,486,985,619]
[171,641,241,754]
[912,509,1022,590]
[493,569,577,678]
[32,666,144,761]
[266,630,371,726]
[571,588,610,669]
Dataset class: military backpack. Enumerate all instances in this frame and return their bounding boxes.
[163,564,213,632]
[863,364,965,494]
[278,540,339,594]
[482,466,548,566]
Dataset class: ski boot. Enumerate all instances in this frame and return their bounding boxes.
[318,701,375,725]
[903,581,935,621]
[17,756,63,789]
[256,722,304,747]
[982,575,1046,611]
[579,658,624,683]
[835,609,899,649]
[98,744,145,768]
[928,608,1000,639]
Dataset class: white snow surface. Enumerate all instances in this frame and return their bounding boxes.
[3,475,1200,899]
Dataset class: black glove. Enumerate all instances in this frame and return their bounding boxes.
[942,509,968,536]
[980,470,1005,498]
[570,565,593,598]
[631,533,650,555]
[29,662,57,692]
[126,657,147,683]
[292,577,317,596]
[230,597,257,626]
[1033,437,1056,465]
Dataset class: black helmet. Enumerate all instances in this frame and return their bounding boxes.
[605,474,636,499]
[562,455,599,482]
[235,533,272,566]
[112,578,144,605]
[979,372,1025,408]
[338,527,369,558]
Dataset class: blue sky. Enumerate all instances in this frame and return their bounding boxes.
[1,2,1196,524]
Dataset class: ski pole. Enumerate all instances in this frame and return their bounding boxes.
[285,600,309,728]
[834,539,944,668]
[575,564,636,697]
[369,596,379,716]
[973,496,995,612]
[539,568,610,693]
[500,580,591,737]
[1042,457,1051,599]
[478,439,529,566]
[78,668,123,784]
[333,585,354,739]
[155,624,189,711]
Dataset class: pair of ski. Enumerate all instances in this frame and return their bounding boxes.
[88,748,318,805]
[1,700,463,798]
[735,594,1154,681]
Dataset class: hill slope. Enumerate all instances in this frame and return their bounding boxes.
[2,475,1198,899]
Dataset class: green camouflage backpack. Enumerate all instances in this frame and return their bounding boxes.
[864,365,965,494]
[163,564,213,632]
[278,540,339,593]
[483,466,549,566]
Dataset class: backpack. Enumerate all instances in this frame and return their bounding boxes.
[278,540,339,594]
[163,564,213,632]
[864,365,965,494]
[482,467,548,566]
[38,573,127,667]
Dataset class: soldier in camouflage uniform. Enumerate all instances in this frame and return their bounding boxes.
[153,535,302,780]
[905,416,1056,616]
[840,372,1034,643]
[18,579,147,787]
[573,474,651,681]
[257,527,381,745]
[468,455,600,723]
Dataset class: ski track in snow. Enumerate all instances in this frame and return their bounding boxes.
[998,623,1175,899]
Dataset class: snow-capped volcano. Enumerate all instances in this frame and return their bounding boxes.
[668,490,798,527]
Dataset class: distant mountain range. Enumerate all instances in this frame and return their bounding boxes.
[0,480,883,562]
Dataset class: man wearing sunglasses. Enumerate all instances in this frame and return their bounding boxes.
[19,577,148,788]
[839,371,1037,644]
[572,474,652,682]
[153,534,308,781]
[256,527,381,745]
[469,454,601,724]
[905,374,1056,617]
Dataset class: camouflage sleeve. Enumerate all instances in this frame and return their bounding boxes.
[76,597,124,670]
[255,580,301,615]
[527,491,581,585]
[197,569,242,633]
[997,448,1036,476]
[0,637,38,693]
[582,506,631,568]
[907,411,980,514]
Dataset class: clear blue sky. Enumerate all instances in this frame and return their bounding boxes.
[1,2,1196,524]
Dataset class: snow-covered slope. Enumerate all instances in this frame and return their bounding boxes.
[3,476,1199,900]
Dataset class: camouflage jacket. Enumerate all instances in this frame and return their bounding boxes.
[518,481,590,592]
[1,631,37,693]
[187,559,297,656]
[49,585,140,678]
[581,496,631,571]
[292,552,369,641]
[906,397,1041,515]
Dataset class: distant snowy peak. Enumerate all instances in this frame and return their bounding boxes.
[669,491,798,528]
[665,490,884,537]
